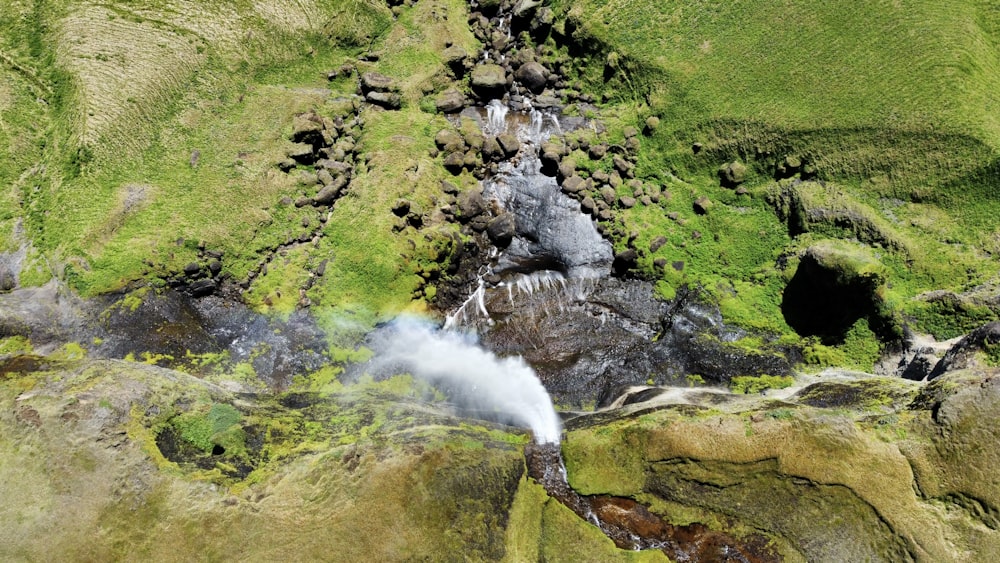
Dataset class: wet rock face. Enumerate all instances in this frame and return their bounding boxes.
[0,283,328,389]
[460,278,789,407]
[929,321,1000,379]
[482,154,613,278]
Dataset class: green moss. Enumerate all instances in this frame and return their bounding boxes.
[47,342,86,361]
[170,402,242,453]
[563,423,647,496]
[0,335,32,356]
[729,375,795,395]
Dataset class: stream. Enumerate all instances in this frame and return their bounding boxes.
[432,98,779,560]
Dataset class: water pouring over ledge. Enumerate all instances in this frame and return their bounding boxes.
[365,319,562,444]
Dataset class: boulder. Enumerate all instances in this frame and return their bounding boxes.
[462,130,485,151]
[482,136,504,162]
[366,91,401,109]
[513,0,541,17]
[557,158,576,181]
[313,176,348,205]
[470,64,508,96]
[435,89,466,113]
[588,144,607,161]
[540,150,561,176]
[561,175,586,194]
[693,196,712,215]
[286,142,316,164]
[612,249,638,276]
[619,196,636,209]
[434,129,466,153]
[360,72,395,93]
[442,45,469,74]
[643,116,660,134]
[458,189,486,220]
[497,133,521,157]
[291,114,324,144]
[443,152,465,174]
[782,240,895,341]
[612,155,632,175]
[649,235,667,253]
[514,61,549,94]
[188,278,216,297]
[599,186,617,206]
[391,199,411,217]
[718,161,747,187]
[486,213,516,247]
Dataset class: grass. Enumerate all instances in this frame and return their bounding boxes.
[2,0,999,373]
[544,0,1000,353]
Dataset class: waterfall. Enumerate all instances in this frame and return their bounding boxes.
[443,277,489,330]
[485,99,509,136]
[371,320,562,444]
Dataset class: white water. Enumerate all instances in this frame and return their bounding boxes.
[382,320,562,444]
[485,99,509,136]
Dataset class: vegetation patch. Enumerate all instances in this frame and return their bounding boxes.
[729,375,794,395]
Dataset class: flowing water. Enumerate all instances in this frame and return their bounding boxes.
[427,99,779,559]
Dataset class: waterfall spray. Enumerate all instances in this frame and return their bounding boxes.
[376,320,562,444]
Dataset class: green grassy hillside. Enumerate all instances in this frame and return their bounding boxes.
[549,0,1000,344]
[1,0,998,356]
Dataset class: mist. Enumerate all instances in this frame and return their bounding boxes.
[367,320,562,444]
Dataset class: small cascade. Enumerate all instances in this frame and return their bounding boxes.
[443,277,489,330]
[485,99,509,136]
[526,108,545,144]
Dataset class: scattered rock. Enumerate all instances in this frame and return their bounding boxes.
[470,64,508,96]
[694,196,713,215]
[360,72,396,93]
[649,236,667,253]
[443,152,465,174]
[561,175,586,194]
[718,161,747,187]
[514,61,549,94]
[435,89,466,113]
[497,133,521,157]
[392,199,411,217]
[486,213,515,247]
